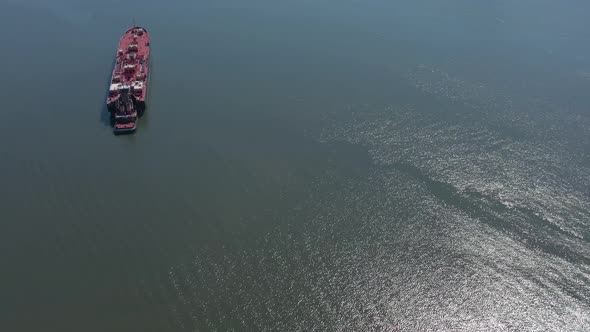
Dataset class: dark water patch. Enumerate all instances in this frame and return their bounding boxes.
[388,162,590,266]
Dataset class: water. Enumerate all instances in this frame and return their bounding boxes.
[1,0,590,330]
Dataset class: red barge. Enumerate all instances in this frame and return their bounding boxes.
[107,27,150,134]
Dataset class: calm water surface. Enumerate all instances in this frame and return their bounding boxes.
[1,0,590,331]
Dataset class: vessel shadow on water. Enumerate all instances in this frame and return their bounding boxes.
[106,26,150,135]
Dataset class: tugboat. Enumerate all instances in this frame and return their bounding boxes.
[107,26,150,134]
